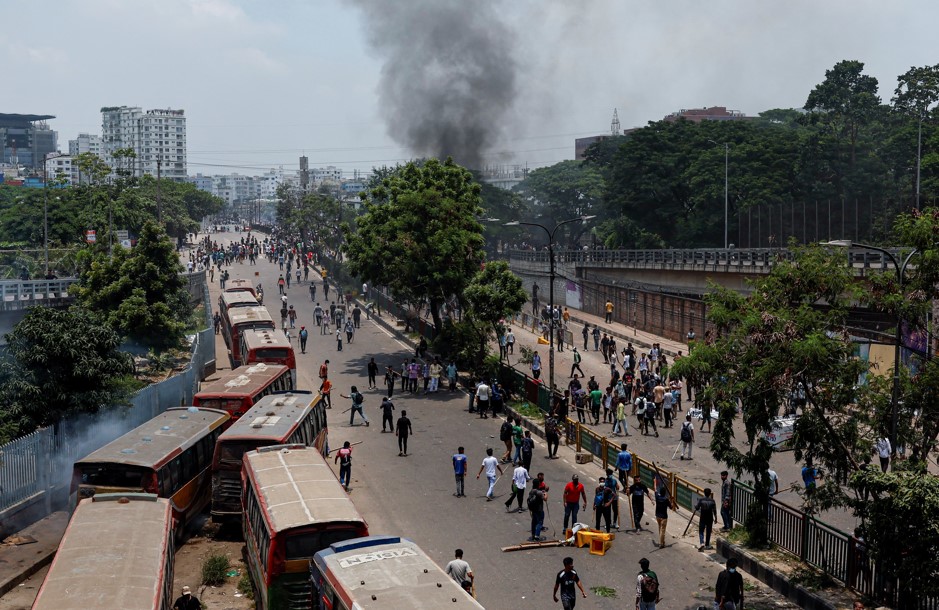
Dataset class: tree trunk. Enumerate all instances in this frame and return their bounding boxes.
[429,299,443,332]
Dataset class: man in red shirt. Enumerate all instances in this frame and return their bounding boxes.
[562,474,587,532]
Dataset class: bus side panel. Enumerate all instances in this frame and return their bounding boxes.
[169,467,212,529]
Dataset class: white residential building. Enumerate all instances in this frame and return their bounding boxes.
[44,152,76,185]
[68,133,105,160]
[101,106,187,181]
[312,165,342,186]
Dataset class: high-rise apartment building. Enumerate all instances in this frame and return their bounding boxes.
[68,133,105,160]
[101,106,187,181]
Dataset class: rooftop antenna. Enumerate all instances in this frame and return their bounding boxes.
[611,108,621,135]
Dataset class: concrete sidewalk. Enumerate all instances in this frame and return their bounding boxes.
[0,512,68,597]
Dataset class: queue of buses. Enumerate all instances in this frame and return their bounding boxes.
[30,279,481,609]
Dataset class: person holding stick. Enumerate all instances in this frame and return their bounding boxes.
[694,488,718,550]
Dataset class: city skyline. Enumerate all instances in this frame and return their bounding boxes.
[4,0,939,175]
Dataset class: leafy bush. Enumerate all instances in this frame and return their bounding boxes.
[201,553,231,587]
[237,572,255,599]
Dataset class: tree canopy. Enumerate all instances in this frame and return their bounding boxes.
[71,220,190,348]
[342,158,486,329]
[0,306,134,443]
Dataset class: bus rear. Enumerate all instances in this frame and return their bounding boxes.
[240,328,297,386]
[228,306,275,365]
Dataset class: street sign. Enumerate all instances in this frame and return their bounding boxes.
[115,229,129,241]
[85,230,96,243]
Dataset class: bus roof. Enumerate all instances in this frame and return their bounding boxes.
[75,407,230,469]
[32,494,173,610]
[196,363,290,398]
[313,536,485,609]
[241,328,292,351]
[226,278,257,293]
[244,446,365,534]
[220,290,259,309]
[229,306,274,326]
[218,391,316,441]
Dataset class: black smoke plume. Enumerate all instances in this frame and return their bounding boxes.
[351,0,517,170]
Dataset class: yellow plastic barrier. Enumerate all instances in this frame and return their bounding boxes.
[589,538,613,556]
[537,336,550,345]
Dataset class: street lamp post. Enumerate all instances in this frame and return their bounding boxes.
[505,215,596,392]
[824,240,918,452]
[708,140,730,249]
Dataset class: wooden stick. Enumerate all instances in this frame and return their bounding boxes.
[682,506,699,537]
[326,440,364,455]
[501,539,564,552]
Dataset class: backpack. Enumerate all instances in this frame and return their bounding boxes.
[681,423,692,442]
[640,570,659,602]
[527,489,541,511]
[593,488,605,508]
[352,392,363,406]
[500,421,513,441]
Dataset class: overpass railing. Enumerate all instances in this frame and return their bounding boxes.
[0,279,78,305]
[508,247,905,270]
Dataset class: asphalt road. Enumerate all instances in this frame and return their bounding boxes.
[200,231,799,610]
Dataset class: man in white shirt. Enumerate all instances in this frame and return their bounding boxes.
[476,448,503,500]
[504,464,530,513]
[875,437,892,473]
[476,381,491,419]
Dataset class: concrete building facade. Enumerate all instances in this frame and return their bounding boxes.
[101,106,187,181]
[0,114,58,170]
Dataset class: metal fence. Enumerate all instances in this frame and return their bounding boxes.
[0,274,215,524]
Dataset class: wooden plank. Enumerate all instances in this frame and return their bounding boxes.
[501,539,565,553]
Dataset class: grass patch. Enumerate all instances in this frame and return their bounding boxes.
[237,572,255,599]
[590,586,616,598]
[789,565,837,590]
[508,400,544,421]
[201,553,231,587]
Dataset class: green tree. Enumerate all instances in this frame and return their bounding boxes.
[670,246,867,544]
[0,306,133,442]
[463,260,527,361]
[892,64,939,206]
[343,158,485,330]
[476,180,527,255]
[73,152,111,186]
[72,220,190,348]
[514,160,605,246]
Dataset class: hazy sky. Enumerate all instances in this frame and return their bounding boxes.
[3,0,937,176]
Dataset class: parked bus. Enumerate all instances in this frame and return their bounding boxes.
[222,306,276,366]
[219,289,259,315]
[311,535,484,610]
[240,328,297,387]
[32,493,175,610]
[211,391,327,522]
[72,407,229,530]
[225,278,260,300]
[242,446,369,610]
[193,363,293,420]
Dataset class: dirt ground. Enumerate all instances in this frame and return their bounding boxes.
[175,519,254,610]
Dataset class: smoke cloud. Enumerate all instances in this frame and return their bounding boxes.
[351,0,517,170]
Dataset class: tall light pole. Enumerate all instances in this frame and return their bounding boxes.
[824,240,918,453]
[43,164,49,277]
[505,215,596,392]
[708,140,730,248]
[916,115,924,210]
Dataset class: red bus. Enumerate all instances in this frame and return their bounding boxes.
[72,407,230,531]
[225,278,260,300]
[211,391,327,522]
[32,494,175,610]
[240,328,297,387]
[242,446,368,609]
[223,306,276,366]
[192,363,293,420]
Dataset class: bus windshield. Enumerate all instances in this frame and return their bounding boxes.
[77,463,152,488]
[216,441,274,468]
[286,527,363,560]
[253,348,290,360]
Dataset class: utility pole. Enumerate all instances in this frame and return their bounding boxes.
[156,157,162,223]
[42,162,49,276]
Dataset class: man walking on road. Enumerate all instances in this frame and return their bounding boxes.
[453,446,468,497]
[477,448,503,501]
[629,476,651,531]
[379,396,395,432]
[445,549,473,588]
[636,558,661,610]
[299,326,308,353]
[340,386,369,427]
[505,463,530,512]
[562,474,587,532]
[367,357,378,389]
[553,557,587,609]
[714,557,744,610]
[654,484,673,548]
[720,471,732,531]
[475,379,491,419]
[528,482,547,541]
[695,488,718,550]
[531,351,542,380]
[395,410,412,456]
[582,323,590,350]
[570,348,584,378]
[615,444,632,490]
[334,441,353,491]
[679,414,695,460]
[605,299,614,323]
